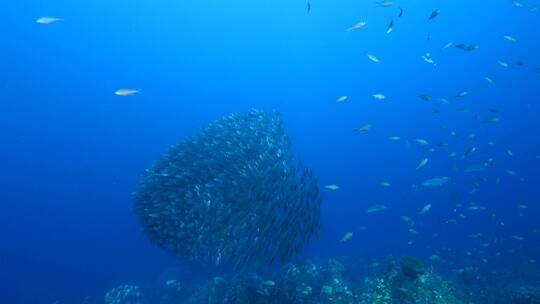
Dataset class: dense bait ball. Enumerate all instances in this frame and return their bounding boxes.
[133,109,322,269]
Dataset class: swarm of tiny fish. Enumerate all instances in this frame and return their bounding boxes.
[133,109,322,269]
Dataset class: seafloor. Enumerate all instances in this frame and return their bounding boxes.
[100,257,540,304]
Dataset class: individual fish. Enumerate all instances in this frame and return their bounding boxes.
[356,123,372,133]
[419,203,432,214]
[380,181,391,187]
[455,43,479,51]
[36,16,63,25]
[415,138,429,145]
[367,54,380,63]
[484,76,495,84]
[372,93,386,100]
[400,215,413,222]
[463,147,476,156]
[503,35,517,42]
[506,170,518,176]
[409,228,419,234]
[398,7,404,18]
[512,235,525,241]
[377,0,393,7]
[516,60,525,66]
[507,149,514,156]
[449,151,457,157]
[416,158,428,170]
[455,91,468,98]
[367,204,388,213]
[482,117,499,123]
[336,95,348,103]
[325,184,340,190]
[307,1,311,14]
[498,60,509,68]
[388,136,401,141]
[419,94,432,101]
[532,5,539,12]
[421,53,436,67]
[386,19,394,34]
[442,42,454,49]
[427,9,440,22]
[422,177,450,186]
[347,21,367,31]
[340,232,353,242]
[513,0,524,7]
[115,88,141,96]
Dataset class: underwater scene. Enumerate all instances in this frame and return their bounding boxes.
[1,0,540,303]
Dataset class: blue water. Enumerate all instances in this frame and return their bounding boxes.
[1,0,539,303]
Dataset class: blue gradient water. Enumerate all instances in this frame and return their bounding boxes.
[1,0,539,303]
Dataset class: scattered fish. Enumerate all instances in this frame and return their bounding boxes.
[416,139,429,145]
[442,42,454,49]
[398,7,404,18]
[428,9,440,22]
[367,204,388,213]
[455,43,479,51]
[503,35,517,42]
[386,19,394,34]
[325,184,340,190]
[419,203,432,215]
[367,54,380,63]
[36,16,63,25]
[356,123,372,133]
[336,95,348,103]
[372,93,386,101]
[388,136,401,141]
[422,177,450,187]
[416,158,428,170]
[340,232,353,242]
[498,60,509,68]
[115,88,141,96]
[347,21,367,31]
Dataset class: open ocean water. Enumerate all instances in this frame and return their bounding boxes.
[1,0,539,303]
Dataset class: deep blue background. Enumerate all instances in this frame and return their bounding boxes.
[1,0,539,303]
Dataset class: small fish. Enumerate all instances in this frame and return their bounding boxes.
[442,42,454,49]
[416,158,428,170]
[422,177,450,186]
[377,0,394,8]
[36,16,63,25]
[307,1,311,14]
[464,147,476,156]
[428,9,440,22]
[498,60,509,68]
[380,181,391,187]
[372,93,386,100]
[386,19,394,34]
[513,1,524,8]
[503,35,517,42]
[336,95,348,103]
[367,204,388,213]
[419,203,432,214]
[421,53,436,66]
[115,88,141,96]
[400,215,413,222]
[419,94,432,101]
[484,76,495,84]
[367,54,380,63]
[516,60,525,66]
[325,184,340,190]
[512,235,525,241]
[340,232,353,242]
[507,149,514,156]
[408,228,419,234]
[449,151,457,157]
[347,21,367,31]
[455,91,468,98]
[416,138,429,145]
[507,170,518,176]
[455,43,479,51]
[388,136,401,141]
[532,5,539,12]
[356,123,372,133]
[482,117,500,123]
[398,7,404,18]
